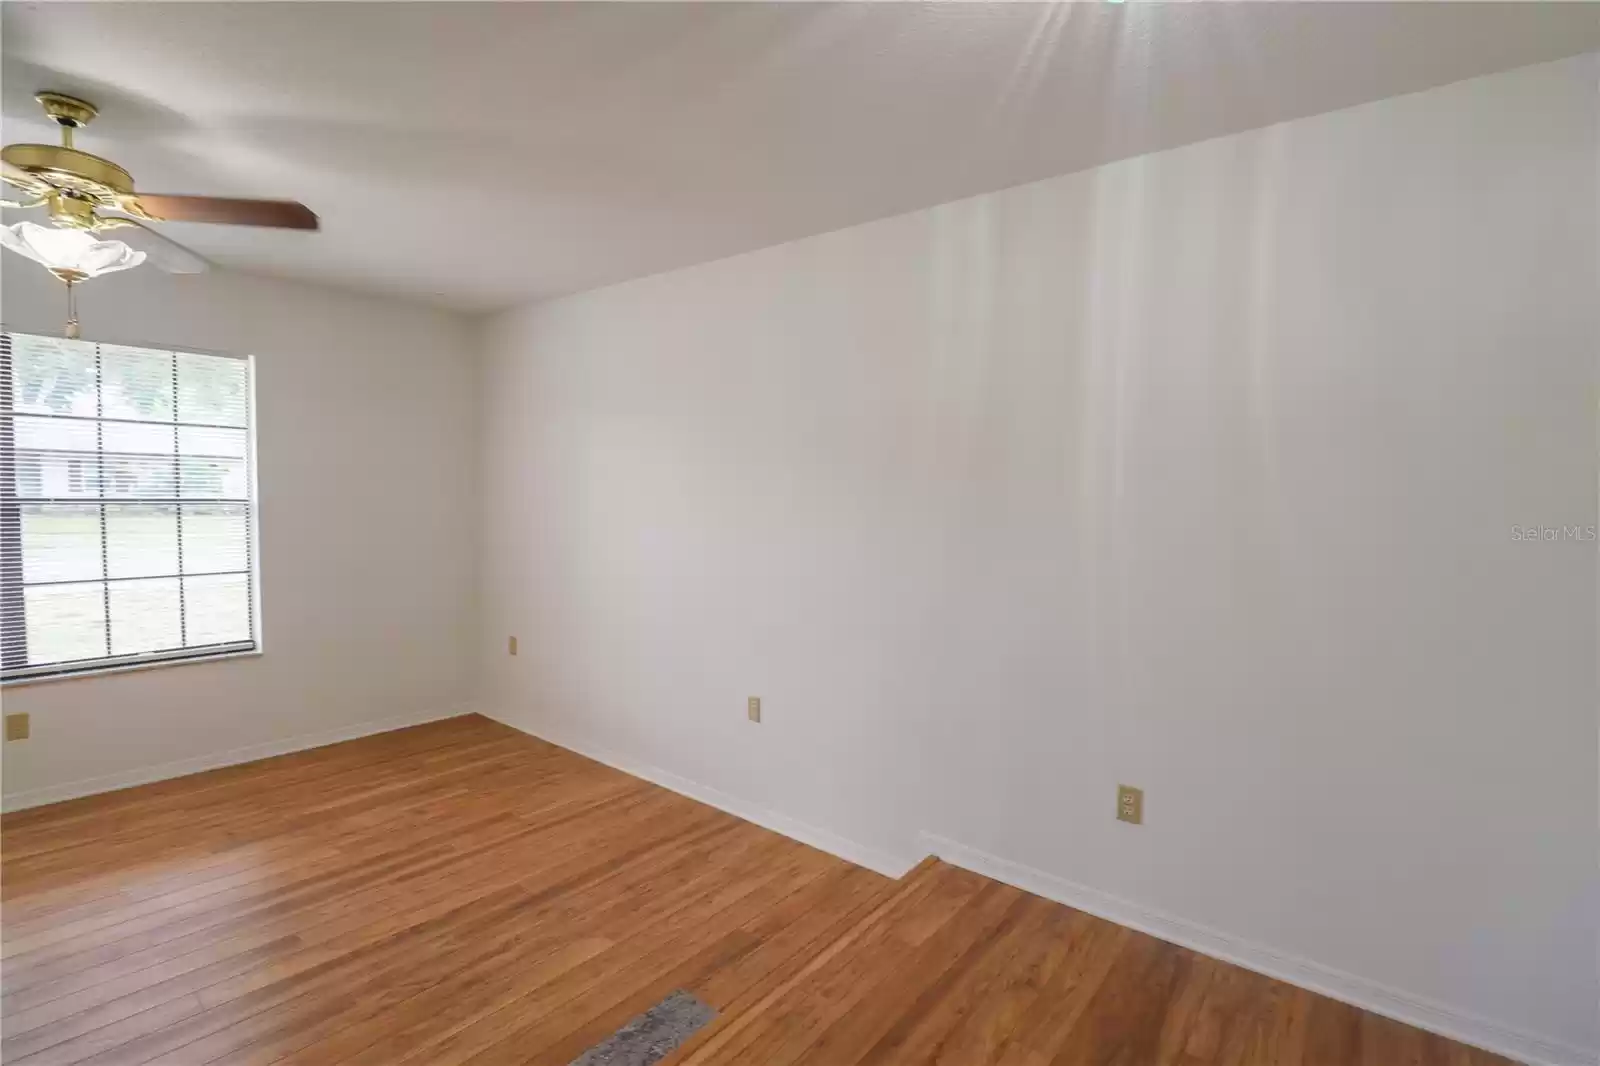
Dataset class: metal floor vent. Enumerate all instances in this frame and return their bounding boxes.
[568,989,717,1066]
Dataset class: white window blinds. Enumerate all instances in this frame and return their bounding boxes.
[0,331,258,681]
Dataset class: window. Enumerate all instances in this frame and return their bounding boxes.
[0,331,258,681]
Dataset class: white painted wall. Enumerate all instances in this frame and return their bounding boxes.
[479,57,1599,1062]
[1,262,478,807]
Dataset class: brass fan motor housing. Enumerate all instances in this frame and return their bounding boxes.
[2,93,141,227]
[1,143,136,203]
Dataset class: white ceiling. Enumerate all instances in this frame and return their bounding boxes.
[3,3,1597,312]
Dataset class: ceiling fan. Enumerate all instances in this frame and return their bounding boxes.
[1,91,317,336]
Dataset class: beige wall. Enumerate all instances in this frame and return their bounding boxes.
[1,263,479,806]
[478,57,1598,1063]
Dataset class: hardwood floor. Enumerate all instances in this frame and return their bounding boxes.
[1,715,1514,1066]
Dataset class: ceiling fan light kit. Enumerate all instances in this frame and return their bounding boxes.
[0,220,145,337]
[1,91,318,336]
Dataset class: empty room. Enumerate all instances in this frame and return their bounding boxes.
[0,3,1594,1065]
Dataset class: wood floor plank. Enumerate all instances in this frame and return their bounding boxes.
[921,904,1100,1065]
[265,823,770,1066]
[0,787,649,1015]
[195,819,775,1065]
[670,857,946,1066]
[2,769,635,971]
[504,846,867,1066]
[680,863,980,1066]
[1040,930,1193,1065]
[2,781,661,996]
[410,841,829,1066]
[18,814,734,1066]
[853,893,1066,1066]
[1,796,705,1053]
[1157,957,1276,1066]
[687,864,892,1012]
[802,882,1039,1065]
[1,716,1522,1066]
[0,717,505,841]
[1,730,528,871]
[989,915,1134,1066]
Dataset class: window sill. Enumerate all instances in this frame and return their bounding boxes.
[1,648,263,688]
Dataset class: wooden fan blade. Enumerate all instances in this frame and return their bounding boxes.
[131,194,318,230]
[116,219,210,274]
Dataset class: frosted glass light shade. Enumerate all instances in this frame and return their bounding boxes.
[0,221,146,278]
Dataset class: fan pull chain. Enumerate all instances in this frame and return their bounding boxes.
[64,278,80,339]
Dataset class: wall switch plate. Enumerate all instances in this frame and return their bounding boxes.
[747,697,761,723]
[1117,784,1143,825]
[5,713,30,742]
[508,636,518,656]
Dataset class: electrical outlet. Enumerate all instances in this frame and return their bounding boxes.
[5,713,30,742]
[747,697,761,723]
[1117,784,1143,825]
[508,636,518,656]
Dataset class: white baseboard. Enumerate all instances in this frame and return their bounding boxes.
[920,832,1594,1066]
[482,709,918,879]
[1,707,472,813]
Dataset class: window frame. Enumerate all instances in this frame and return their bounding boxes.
[0,328,264,686]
